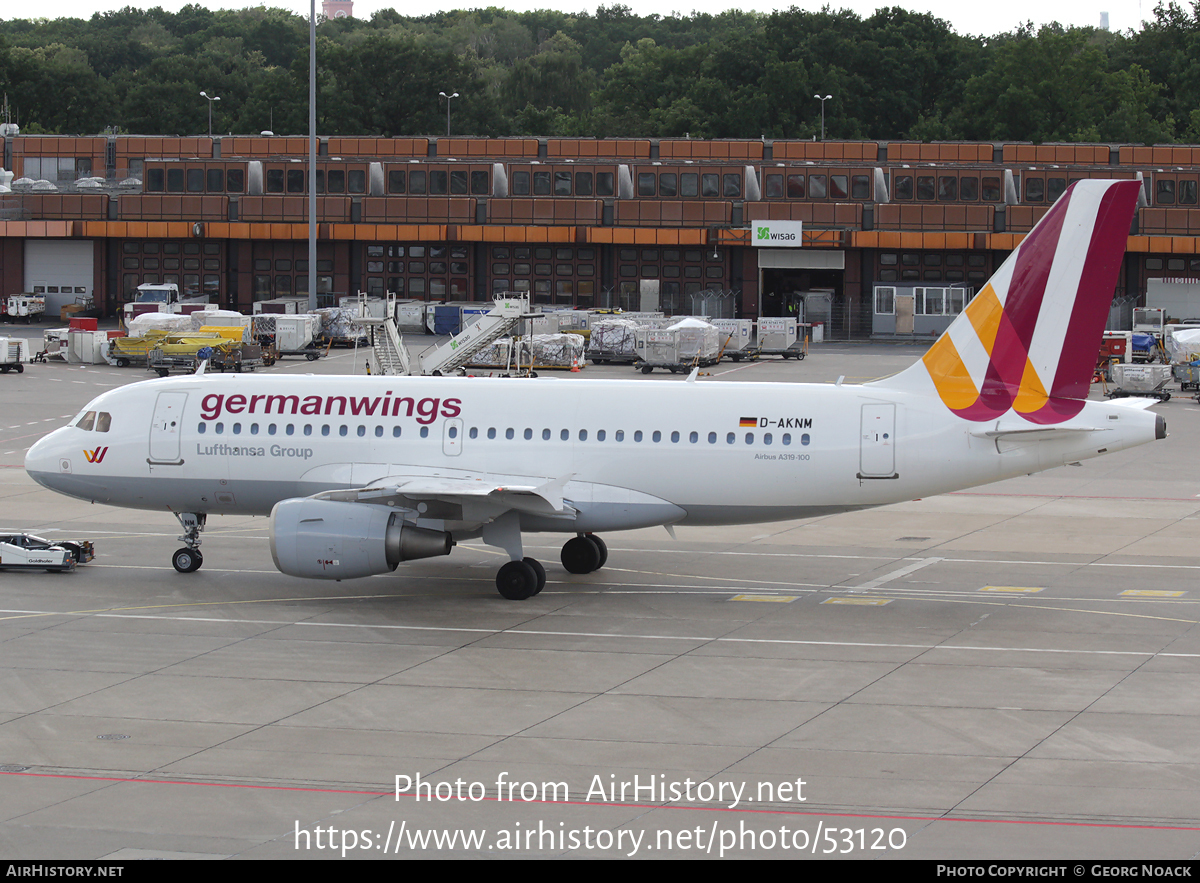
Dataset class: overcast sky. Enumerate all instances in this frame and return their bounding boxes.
[9,0,1155,41]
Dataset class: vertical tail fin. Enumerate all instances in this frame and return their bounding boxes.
[872,179,1141,424]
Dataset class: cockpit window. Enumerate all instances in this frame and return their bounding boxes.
[96,412,111,433]
[76,411,96,431]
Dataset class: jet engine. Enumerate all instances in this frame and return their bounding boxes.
[269,498,454,580]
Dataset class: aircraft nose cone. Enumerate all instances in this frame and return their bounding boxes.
[24,429,63,488]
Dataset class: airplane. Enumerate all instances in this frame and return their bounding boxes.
[24,179,1165,600]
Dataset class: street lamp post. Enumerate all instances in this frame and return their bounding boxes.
[439,91,459,138]
[814,94,832,141]
[200,91,220,137]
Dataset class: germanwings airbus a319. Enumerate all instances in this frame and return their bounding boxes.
[25,179,1165,599]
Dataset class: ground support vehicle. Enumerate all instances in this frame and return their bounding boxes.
[0,337,30,373]
[0,534,94,571]
[5,295,45,323]
[1131,332,1165,364]
[1106,363,1173,401]
[121,283,211,324]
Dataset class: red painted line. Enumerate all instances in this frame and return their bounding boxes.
[3,771,1196,831]
[950,492,1200,502]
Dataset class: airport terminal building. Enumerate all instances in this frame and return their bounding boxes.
[2,134,1198,338]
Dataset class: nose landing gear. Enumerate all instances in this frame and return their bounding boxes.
[171,512,206,573]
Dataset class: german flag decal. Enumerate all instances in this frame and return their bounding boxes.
[739,417,757,427]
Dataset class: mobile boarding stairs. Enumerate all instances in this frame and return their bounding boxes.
[355,294,538,377]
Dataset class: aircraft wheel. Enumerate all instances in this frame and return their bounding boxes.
[587,534,608,570]
[524,558,546,595]
[496,560,538,600]
[561,536,601,574]
[172,548,203,574]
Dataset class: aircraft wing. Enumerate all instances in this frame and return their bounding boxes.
[314,474,575,521]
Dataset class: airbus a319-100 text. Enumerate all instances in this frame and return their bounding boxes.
[25,180,1165,599]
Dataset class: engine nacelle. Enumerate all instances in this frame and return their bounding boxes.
[269,498,454,580]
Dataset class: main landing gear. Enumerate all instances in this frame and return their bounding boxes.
[171,512,206,573]
[561,534,607,574]
[492,534,607,600]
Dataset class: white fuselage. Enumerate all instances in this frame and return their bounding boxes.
[24,373,1162,537]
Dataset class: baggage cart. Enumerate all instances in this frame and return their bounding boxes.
[633,319,722,374]
[587,318,641,364]
[756,317,806,360]
[109,329,171,367]
[1107,363,1172,401]
[711,319,756,361]
[255,314,321,360]
[1172,362,1200,391]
